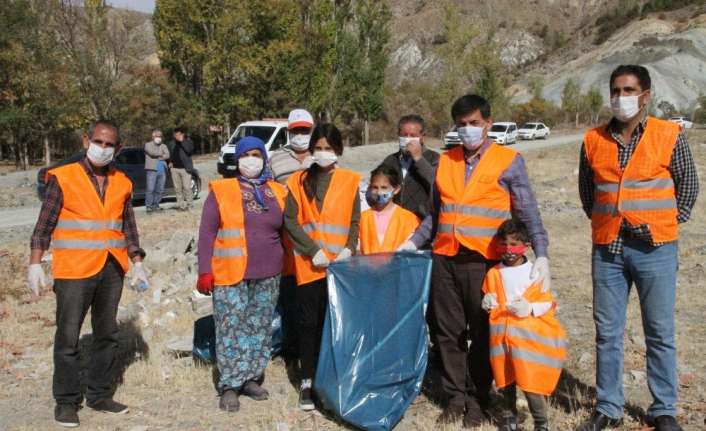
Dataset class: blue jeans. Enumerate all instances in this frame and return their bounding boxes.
[592,238,678,420]
[145,169,166,209]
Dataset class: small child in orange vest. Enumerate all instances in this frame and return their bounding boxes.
[481,219,567,431]
[359,165,420,254]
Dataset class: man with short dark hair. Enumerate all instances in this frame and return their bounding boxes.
[169,127,194,211]
[29,120,149,428]
[576,65,698,431]
[380,114,439,238]
[412,95,549,428]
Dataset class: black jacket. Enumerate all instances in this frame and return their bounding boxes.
[168,137,194,172]
[380,148,439,219]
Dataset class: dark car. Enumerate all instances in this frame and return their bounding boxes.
[37,148,201,203]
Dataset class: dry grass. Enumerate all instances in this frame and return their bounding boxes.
[1,130,705,430]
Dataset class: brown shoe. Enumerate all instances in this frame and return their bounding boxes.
[437,404,465,424]
[241,380,269,401]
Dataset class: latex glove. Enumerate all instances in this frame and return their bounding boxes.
[334,247,353,262]
[130,261,149,291]
[312,249,330,268]
[531,256,551,293]
[397,240,417,252]
[481,293,499,312]
[27,263,46,296]
[507,297,532,318]
[196,273,214,295]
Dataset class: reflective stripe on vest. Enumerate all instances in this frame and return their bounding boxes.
[56,219,124,230]
[584,117,679,244]
[53,239,127,249]
[49,162,131,279]
[490,344,564,369]
[433,144,516,259]
[440,203,511,219]
[490,324,568,350]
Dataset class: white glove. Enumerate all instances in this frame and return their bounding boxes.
[312,249,330,268]
[396,240,417,252]
[531,256,551,293]
[28,263,46,296]
[130,261,149,290]
[507,297,532,318]
[334,247,353,262]
[481,293,499,312]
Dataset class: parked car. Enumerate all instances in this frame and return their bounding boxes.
[669,116,693,130]
[487,122,518,145]
[36,148,201,203]
[217,119,289,176]
[443,127,461,149]
[517,122,550,140]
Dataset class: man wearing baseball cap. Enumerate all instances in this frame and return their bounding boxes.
[270,109,315,184]
[269,108,315,366]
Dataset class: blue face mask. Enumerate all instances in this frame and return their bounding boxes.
[366,189,394,208]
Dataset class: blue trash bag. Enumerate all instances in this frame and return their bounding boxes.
[314,251,432,431]
[193,315,216,364]
[192,306,284,363]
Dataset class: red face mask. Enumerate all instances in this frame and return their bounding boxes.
[495,244,527,257]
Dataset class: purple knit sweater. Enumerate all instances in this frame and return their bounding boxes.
[198,181,284,280]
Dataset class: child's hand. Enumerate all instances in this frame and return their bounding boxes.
[481,293,499,312]
[508,297,532,318]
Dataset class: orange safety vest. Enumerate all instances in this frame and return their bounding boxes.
[483,265,567,396]
[49,162,132,279]
[433,144,516,259]
[287,168,361,285]
[359,205,420,254]
[209,178,287,286]
[584,117,679,244]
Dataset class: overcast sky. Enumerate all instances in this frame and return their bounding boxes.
[108,0,155,14]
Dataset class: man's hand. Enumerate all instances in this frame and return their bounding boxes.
[531,257,551,293]
[397,240,417,252]
[197,273,214,295]
[27,263,46,296]
[130,262,149,290]
[406,138,423,161]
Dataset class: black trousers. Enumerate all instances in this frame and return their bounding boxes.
[295,278,328,381]
[278,275,299,360]
[53,257,124,406]
[431,251,495,409]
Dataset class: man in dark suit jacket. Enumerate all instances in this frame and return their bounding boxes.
[379,114,439,224]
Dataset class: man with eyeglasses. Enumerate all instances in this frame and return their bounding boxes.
[28,120,150,428]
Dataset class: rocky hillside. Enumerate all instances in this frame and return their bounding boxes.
[387,0,706,114]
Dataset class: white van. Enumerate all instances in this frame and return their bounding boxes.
[217,119,289,176]
[487,122,518,145]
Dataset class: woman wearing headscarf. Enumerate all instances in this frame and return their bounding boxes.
[196,136,288,412]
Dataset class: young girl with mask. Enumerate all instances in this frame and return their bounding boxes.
[359,165,420,254]
[195,136,288,413]
[283,123,361,411]
[480,219,566,431]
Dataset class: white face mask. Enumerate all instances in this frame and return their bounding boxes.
[399,136,420,151]
[154,137,162,144]
[289,133,311,151]
[611,94,644,122]
[86,142,115,167]
[238,156,264,179]
[312,150,337,167]
[457,126,484,150]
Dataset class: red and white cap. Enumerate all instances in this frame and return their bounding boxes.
[288,109,314,130]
